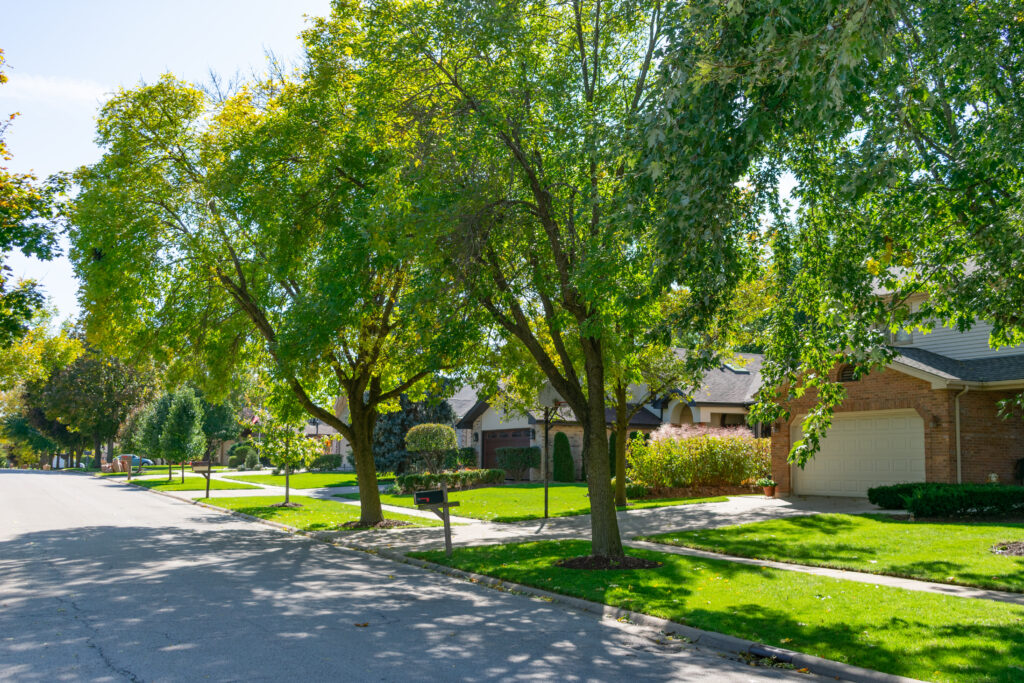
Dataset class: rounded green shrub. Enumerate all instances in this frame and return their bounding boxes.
[405,423,457,473]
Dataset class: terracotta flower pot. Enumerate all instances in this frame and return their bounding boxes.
[763,485,776,497]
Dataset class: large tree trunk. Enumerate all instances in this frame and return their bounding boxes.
[614,383,630,507]
[581,340,623,559]
[107,438,115,467]
[349,402,383,526]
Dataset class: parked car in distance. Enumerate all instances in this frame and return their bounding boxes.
[119,454,154,467]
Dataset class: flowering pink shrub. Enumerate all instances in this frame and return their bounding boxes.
[649,423,752,442]
[627,426,769,489]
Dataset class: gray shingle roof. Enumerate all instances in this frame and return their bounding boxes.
[446,385,481,421]
[894,347,1024,383]
[684,352,764,405]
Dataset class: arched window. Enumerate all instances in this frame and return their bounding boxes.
[838,365,858,383]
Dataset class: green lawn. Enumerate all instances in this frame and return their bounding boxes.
[203,495,440,530]
[338,483,726,522]
[412,540,1024,683]
[642,514,1024,593]
[130,479,261,491]
[97,468,167,477]
[224,472,393,489]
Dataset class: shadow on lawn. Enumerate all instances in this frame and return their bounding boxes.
[428,540,1024,682]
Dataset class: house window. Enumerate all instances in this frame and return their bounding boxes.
[891,328,913,345]
[838,365,859,383]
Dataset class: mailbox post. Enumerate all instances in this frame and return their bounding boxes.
[190,460,213,498]
[415,483,460,557]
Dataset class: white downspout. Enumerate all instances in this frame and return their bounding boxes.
[954,386,969,484]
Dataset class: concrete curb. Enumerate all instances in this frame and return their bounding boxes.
[120,480,921,683]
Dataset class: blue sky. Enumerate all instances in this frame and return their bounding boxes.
[2,0,332,322]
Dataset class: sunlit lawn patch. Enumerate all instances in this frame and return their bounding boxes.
[131,479,260,491]
[339,483,725,522]
[225,472,393,489]
[413,540,1024,683]
[643,514,1024,592]
[203,495,440,530]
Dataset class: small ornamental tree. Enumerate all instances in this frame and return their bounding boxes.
[160,387,206,483]
[255,410,321,506]
[405,423,457,474]
[552,432,574,483]
[140,393,174,479]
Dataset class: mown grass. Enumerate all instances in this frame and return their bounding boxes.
[203,495,440,530]
[224,472,393,489]
[642,513,1024,593]
[339,483,726,522]
[412,540,1024,683]
[131,478,260,491]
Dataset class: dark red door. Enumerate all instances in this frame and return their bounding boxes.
[481,430,531,469]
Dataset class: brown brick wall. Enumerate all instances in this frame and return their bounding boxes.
[773,366,1024,494]
[771,367,958,495]
[960,391,1024,485]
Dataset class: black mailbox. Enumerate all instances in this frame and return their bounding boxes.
[415,489,444,505]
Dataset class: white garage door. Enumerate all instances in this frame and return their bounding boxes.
[792,409,926,497]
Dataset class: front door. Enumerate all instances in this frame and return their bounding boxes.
[481,430,531,470]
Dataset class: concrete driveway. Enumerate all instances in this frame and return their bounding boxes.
[0,471,806,682]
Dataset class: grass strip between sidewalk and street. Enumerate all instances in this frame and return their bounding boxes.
[203,495,440,530]
[338,483,726,522]
[641,513,1024,593]
[411,540,1024,683]
[225,472,393,489]
[130,479,261,492]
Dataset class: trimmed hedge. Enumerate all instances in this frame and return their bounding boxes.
[905,484,1024,518]
[444,447,476,470]
[867,483,926,510]
[552,432,574,482]
[870,482,1024,517]
[626,433,769,489]
[308,453,341,472]
[496,446,541,480]
[394,468,505,494]
[625,482,649,499]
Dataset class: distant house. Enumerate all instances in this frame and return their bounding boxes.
[454,352,766,478]
[771,310,1024,498]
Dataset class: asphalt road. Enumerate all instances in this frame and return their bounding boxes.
[0,471,805,682]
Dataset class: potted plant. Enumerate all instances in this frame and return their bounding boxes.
[756,477,777,497]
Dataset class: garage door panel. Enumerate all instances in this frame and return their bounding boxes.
[792,409,925,497]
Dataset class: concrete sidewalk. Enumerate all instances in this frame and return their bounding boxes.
[155,479,1024,607]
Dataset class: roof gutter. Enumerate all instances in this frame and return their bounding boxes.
[954,386,969,484]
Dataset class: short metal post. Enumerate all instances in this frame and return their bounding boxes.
[205,470,211,498]
[442,482,453,557]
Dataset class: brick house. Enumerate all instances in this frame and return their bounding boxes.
[771,319,1024,497]
[455,353,766,478]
